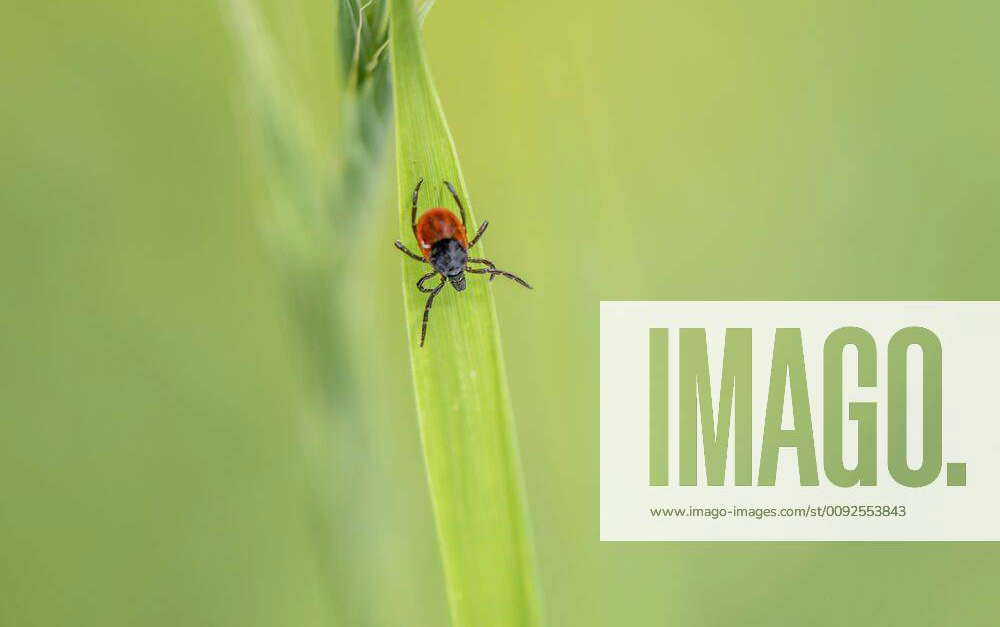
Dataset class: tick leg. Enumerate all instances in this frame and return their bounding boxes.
[395,240,426,263]
[467,264,532,289]
[416,271,439,292]
[411,178,424,239]
[468,220,489,249]
[443,180,467,228]
[420,276,447,347]
[467,257,497,281]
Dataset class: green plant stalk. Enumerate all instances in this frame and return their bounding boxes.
[389,0,544,625]
[223,2,396,625]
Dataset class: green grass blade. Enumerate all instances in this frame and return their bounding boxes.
[389,1,544,625]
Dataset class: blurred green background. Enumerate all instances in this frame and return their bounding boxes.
[2,1,998,625]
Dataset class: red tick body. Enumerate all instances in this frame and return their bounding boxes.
[415,208,468,257]
[394,178,532,347]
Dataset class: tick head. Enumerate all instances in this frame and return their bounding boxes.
[429,238,468,290]
[448,273,467,292]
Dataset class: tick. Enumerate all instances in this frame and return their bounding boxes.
[394,178,532,347]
